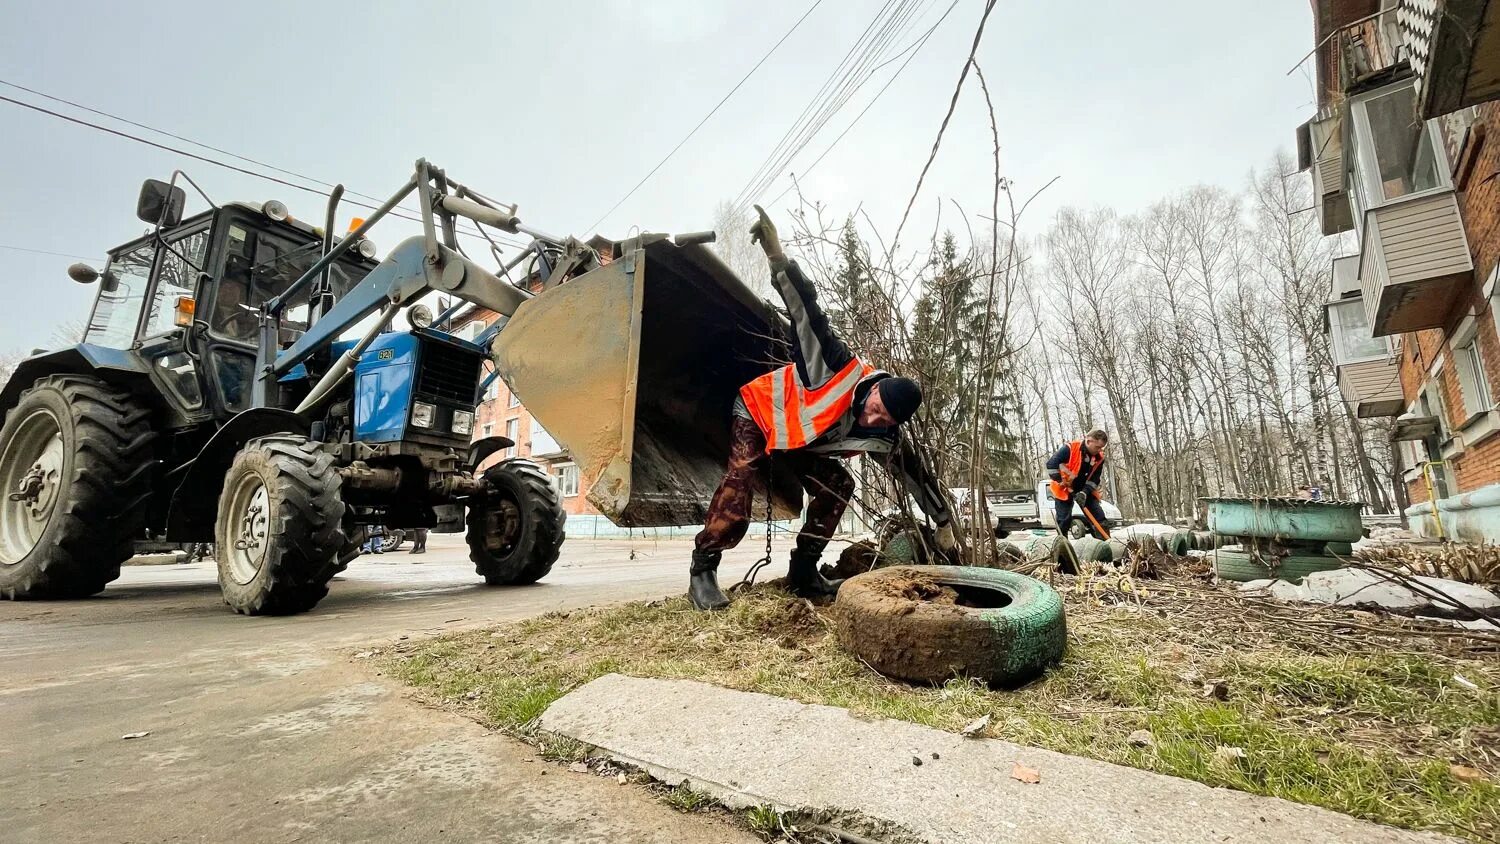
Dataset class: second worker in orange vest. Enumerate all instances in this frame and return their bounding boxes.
[689,206,955,611]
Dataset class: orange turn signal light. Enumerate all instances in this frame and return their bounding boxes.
[174,296,196,327]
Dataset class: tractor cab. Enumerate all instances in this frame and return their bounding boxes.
[76,180,379,426]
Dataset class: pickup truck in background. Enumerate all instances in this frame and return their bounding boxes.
[956,483,1123,538]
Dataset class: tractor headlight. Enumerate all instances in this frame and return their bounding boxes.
[261,200,290,221]
[452,410,474,436]
[358,238,378,259]
[408,303,434,329]
[412,402,436,429]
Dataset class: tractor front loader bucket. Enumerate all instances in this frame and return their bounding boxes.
[491,235,804,527]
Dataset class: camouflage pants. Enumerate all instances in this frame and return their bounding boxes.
[694,416,854,558]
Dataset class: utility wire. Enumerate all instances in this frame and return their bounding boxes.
[0,89,529,250]
[767,0,959,208]
[733,0,932,216]
[582,0,826,234]
[730,0,901,214]
[0,243,100,262]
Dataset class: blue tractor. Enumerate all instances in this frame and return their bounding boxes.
[0,160,796,614]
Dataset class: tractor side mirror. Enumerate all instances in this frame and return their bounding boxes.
[67,263,100,284]
[137,179,186,227]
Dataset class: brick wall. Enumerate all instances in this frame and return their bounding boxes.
[1400,102,1500,504]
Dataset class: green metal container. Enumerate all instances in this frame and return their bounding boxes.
[1202,497,1363,543]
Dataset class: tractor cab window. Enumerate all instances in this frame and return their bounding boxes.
[142,227,210,339]
[212,222,369,343]
[84,242,155,349]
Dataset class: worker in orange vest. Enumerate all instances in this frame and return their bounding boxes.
[1045,430,1110,538]
[688,206,955,611]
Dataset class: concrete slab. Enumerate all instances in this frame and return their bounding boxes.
[541,674,1459,844]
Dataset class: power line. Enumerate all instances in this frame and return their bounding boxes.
[582,0,826,233]
[730,0,903,213]
[0,243,100,262]
[732,0,932,217]
[767,0,960,208]
[0,89,529,251]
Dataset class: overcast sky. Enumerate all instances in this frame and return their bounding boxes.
[0,1,1316,352]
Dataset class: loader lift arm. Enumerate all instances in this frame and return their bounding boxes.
[252,159,590,411]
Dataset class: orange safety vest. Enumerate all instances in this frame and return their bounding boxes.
[740,357,875,452]
[1049,440,1105,501]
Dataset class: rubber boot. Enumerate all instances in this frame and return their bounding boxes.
[689,549,731,611]
[787,547,843,600]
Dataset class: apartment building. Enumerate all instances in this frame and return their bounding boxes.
[1302,0,1500,539]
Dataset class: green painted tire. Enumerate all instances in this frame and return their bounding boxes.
[1213,549,1343,584]
[834,565,1066,687]
[1166,530,1193,556]
[1324,541,1354,557]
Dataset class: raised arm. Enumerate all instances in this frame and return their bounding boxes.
[750,205,854,389]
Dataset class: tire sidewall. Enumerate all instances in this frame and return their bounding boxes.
[0,382,81,588]
[215,445,282,609]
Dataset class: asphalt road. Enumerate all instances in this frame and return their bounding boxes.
[0,534,789,843]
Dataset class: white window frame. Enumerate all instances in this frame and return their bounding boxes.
[1328,300,1391,364]
[1451,316,1492,421]
[558,463,580,497]
[505,417,519,457]
[482,422,494,438]
[1347,79,1453,215]
[508,388,522,409]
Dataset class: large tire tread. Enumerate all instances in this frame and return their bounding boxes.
[468,459,566,586]
[215,435,345,615]
[0,375,156,599]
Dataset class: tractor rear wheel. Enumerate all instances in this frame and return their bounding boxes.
[214,435,346,615]
[467,459,566,585]
[0,375,156,599]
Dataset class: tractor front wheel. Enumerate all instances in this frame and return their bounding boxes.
[0,375,156,599]
[467,459,566,586]
[215,435,346,615]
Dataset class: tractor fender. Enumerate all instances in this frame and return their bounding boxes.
[0,345,151,417]
[467,435,515,470]
[165,408,311,540]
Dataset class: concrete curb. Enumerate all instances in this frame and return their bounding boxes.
[539,674,1459,844]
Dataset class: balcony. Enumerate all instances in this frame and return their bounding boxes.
[1358,190,1474,334]
[1336,10,1408,94]
[1327,256,1406,417]
[1399,0,1500,119]
[1297,110,1354,235]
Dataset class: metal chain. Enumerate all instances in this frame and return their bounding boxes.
[733,455,776,591]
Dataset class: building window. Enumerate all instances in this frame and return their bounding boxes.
[1328,300,1388,363]
[505,418,519,457]
[558,463,580,497]
[508,387,522,408]
[1452,318,1492,420]
[1348,80,1450,212]
[482,422,493,438]
[485,373,499,401]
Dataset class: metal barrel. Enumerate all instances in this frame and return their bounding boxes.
[491,235,803,527]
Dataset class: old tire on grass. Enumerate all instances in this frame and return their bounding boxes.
[834,565,1066,687]
[0,375,156,599]
[1213,549,1343,584]
[1165,530,1193,556]
[468,458,565,586]
[215,435,347,615]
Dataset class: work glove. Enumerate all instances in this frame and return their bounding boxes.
[1073,491,1088,507]
[749,204,784,261]
[935,521,957,553]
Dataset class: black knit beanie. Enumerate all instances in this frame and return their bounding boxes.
[880,377,922,424]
